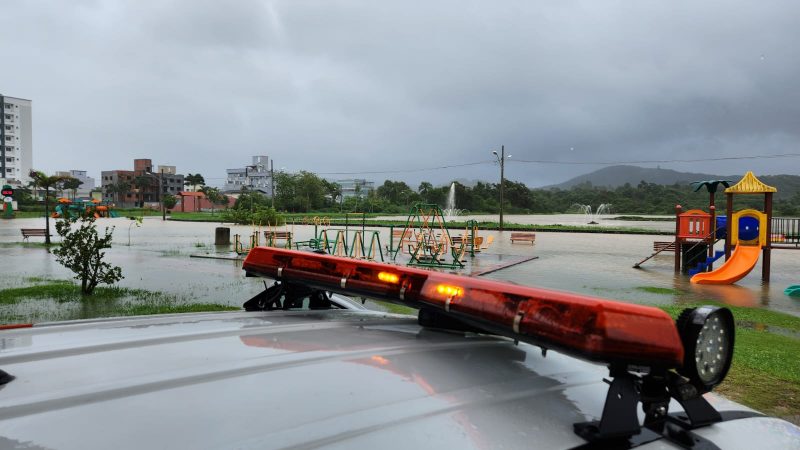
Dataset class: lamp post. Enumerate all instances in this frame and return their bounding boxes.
[270,160,275,209]
[492,145,511,231]
[244,165,257,212]
[160,168,165,221]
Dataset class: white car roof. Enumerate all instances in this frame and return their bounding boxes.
[0,310,797,450]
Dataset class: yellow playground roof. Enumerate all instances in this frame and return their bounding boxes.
[725,171,777,194]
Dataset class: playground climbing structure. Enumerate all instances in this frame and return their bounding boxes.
[391,203,464,269]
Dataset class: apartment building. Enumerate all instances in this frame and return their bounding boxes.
[335,179,375,199]
[225,155,273,195]
[0,94,33,185]
[101,159,184,207]
[55,170,96,198]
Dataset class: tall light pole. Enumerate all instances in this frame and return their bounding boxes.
[270,160,275,209]
[160,168,165,221]
[244,165,257,212]
[492,145,511,231]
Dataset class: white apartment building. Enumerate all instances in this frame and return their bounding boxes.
[225,155,273,195]
[1,95,33,185]
[55,169,96,198]
[335,179,375,198]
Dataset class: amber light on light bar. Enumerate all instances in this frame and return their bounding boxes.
[243,247,684,367]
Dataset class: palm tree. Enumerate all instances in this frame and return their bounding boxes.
[28,170,70,245]
[104,181,129,205]
[184,173,205,192]
[691,180,733,208]
[62,177,83,200]
[133,175,153,208]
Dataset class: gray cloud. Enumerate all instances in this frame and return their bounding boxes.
[2,0,799,188]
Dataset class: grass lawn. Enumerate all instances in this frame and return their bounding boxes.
[168,211,227,221]
[659,302,800,425]
[0,278,238,324]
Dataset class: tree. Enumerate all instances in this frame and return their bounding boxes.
[107,181,131,205]
[133,175,153,208]
[163,194,177,210]
[53,214,123,295]
[184,173,205,192]
[28,170,70,245]
[62,177,83,200]
[691,180,732,208]
[200,186,227,214]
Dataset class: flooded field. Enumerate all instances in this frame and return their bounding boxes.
[376,213,676,232]
[1,215,799,322]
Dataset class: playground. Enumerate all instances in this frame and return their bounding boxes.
[51,198,119,218]
[1,171,798,318]
[634,172,800,290]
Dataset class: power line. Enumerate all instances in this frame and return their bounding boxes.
[313,160,493,175]
[197,152,800,178]
[512,153,800,165]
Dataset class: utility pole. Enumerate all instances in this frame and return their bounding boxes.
[160,169,165,221]
[270,160,275,209]
[499,145,505,231]
[492,145,509,231]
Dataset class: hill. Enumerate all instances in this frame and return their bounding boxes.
[549,165,800,200]
[550,165,720,189]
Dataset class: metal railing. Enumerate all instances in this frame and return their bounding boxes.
[772,217,800,246]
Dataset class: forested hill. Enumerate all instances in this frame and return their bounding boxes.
[550,165,800,200]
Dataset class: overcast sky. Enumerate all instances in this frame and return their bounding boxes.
[2,0,799,188]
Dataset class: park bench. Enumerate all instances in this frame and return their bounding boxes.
[450,235,484,249]
[264,231,292,246]
[264,231,292,240]
[390,229,414,253]
[20,228,50,242]
[510,232,536,245]
[653,241,676,252]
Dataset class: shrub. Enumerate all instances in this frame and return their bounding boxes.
[53,215,124,295]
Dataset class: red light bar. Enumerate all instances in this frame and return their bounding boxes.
[243,248,684,367]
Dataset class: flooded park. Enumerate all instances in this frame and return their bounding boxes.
[1,213,799,323]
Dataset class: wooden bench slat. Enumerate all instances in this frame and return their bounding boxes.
[510,232,536,244]
[20,228,50,241]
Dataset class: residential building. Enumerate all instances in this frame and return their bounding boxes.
[55,170,95,198]
[225,155,272,195]
[0,94,33,185]
[335,179,375,199]
[101,159,185,208]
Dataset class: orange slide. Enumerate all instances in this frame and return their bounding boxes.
[690,244,761,285]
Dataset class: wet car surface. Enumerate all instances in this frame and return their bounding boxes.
[1,309,799,449]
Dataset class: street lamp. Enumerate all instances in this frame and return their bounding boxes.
[244,164,257,212]
[492,145,511,231]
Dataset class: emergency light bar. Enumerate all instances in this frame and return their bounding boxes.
[243,247,684,368]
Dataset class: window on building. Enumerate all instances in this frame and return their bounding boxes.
[5,169,11,174]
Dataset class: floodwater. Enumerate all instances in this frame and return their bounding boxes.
[375,213,677,232]
[1,215,799,322]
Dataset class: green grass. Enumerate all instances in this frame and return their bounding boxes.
[168,211,226,222]
[7,211,45,218]
[0,281,239,323]
[636,286,683,295]
[120,303,239,316]
[374,301,417,315]
[658,303,800,423]
[659,302,800,333]
[612,216,673,222]
[0,241,59,248]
